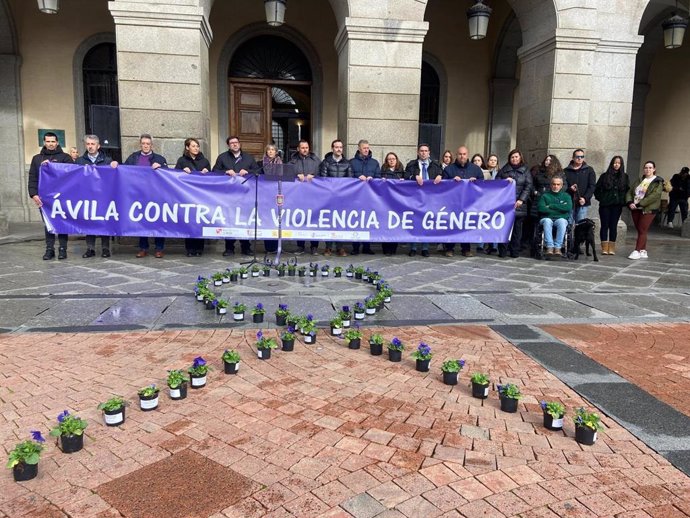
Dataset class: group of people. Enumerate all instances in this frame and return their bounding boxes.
[29,131,689,262]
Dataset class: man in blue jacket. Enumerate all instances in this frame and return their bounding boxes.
[350,140,380,255]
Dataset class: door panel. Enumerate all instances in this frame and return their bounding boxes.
[230,83,271,158]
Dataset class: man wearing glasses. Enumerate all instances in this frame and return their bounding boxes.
[564,149,596,222]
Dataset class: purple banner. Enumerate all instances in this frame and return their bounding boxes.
[39,163,515,242]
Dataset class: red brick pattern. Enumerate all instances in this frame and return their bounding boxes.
[542,323,690,417]
[0,326,688,517]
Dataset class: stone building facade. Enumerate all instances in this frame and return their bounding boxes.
[0,0,688,233]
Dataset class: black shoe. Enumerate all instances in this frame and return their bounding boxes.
[351,250,360,256]
[82,249,96,258]
[498,247,507,258]
[408,250,417,257]
[421,250,430,257]
[362,249,375,255]
[510,252,520,258]
[43,248,55,260]
[222,249,234,257]
[58,247,67,260]
[101,248,111,258]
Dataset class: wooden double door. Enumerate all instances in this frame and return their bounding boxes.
[229,82,272,159]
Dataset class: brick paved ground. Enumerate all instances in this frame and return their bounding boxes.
[1,325,689,517]
[542,323,690,418]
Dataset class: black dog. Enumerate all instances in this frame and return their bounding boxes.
[572,218,599,261]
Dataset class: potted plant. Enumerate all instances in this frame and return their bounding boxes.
[197,287,212,303]
[309,263,318,277]
[344,325,362,349]
[215,299,228,315]
[412,342,432,372]
[167,369,188,400]
[497,383,521,413]
[300,315,317,344]
[470,372,489,398]
[218,350,240,375]
[256,330,278,359]
[353,302,366,320]
[238,266,249,279]
[286,313,300,329]
[138,384,160,411]
[252,303,266,323]
[362,268,370,282]
[222,270,231,283]
[333,266,343,278]
[275,303,290,326]
[251,264,261,277]
[298,265,307,277]
[188,356,209,388]
[277,263,287,277]
[441,359,464,385]
[7,431,45,482]
[330,316,343,336]
[211,271,224,286]
[364,296,377,315]
[281,326,296,351]
[304,330,317,344]
[369,271,379,285]
[345,264,355,278]
[541,401,566,431]
[379,285,392,303]
[98,396,127,426]
[287,263,297,277]
[354,265,365,280]
[388,337,404,362]
[232,302,246,321]
[50,410,87,454]
[339,306,351,328]
[369,333,384,355]
[573,407,603,445]
[374,292,385,311]
[229,269,239,282]
[262,265,271,277]
[204,293,217,310]
[321,264,330,277]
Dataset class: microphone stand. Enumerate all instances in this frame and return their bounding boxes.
[240,166,264,268]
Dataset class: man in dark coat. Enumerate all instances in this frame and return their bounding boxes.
[75,134,118,258]
[405,143,443,257]
[213,136,257,256]
[350,140,380,255]
[290,139,321,255]
[319,139,352,256]
[564,148,596,222]
[28,132,74,260]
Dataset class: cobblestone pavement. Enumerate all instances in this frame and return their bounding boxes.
[542,323,690,418]
[1,326,689,518]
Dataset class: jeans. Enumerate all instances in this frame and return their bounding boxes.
[139,237,165,250]
[540,218,568,249]
[631,210,656,251]
[409,242,429,252]
[598,205,623,242]
[573,205,588,222]
[667,197,689,224]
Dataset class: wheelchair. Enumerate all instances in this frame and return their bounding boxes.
[531,218,573,260]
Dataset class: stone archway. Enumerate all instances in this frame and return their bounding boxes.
[0,0,23,231]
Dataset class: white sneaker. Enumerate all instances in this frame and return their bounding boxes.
[667,222,674,229]
[639,250,648,259]
[628,250,641,260]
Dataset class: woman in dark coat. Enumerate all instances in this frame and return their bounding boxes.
[380,152,405,256]
[496,149,533,258]
[175,138,210,256]
[594,155,629,255]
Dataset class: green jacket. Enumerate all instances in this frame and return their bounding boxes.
[537,190,572,220]
[625,176,664,214]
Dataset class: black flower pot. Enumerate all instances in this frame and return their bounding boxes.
[471,382,489,399]
[298,270,306,277]
[189,373,207,389]
[334,272,342,278]
[205,300,215,310]
[355,272,362,280]
[304,334,317,344]
[224,361,239,374]
[288,270,296,277]
[368,277,375,284]
[276,314,287,326]
[230,273,238,282]
[376,302,384,311]
[500,397,518,413]
[12,462,38,482]
[442,371,458,385]
[263,270,271,277]
[282,339,294,351]
[139,393,159,411]
[169,383,188,400]
[370,342,383,355]
[575,425,597,445]
[348,338,361,350]
[253,313,264,324]
[257,348,271,360]
[60,433,84,454]
[388,349,402,362]
[103,406,125,426]
[543,412,564,431]
[416,359,430,372]
[278,270,285,277]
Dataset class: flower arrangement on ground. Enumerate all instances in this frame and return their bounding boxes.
[541,401,566,430]
[222,349,241,373]
[167,369,188,400]
[470,371,490,398]
[440,359,465,385]
[387,336,404,362]
[188,356,209,388]
[98,396,127,426]
[281,326,296,351]
[412,342,432,372]
[573,407,603,445]
[7,430,45,481]
[344,324,362,349]
[256,330,278,359]
[497,383,522,413]
[252,302,266,323]
[50,410,87,451]
[275,303,290,325]
[330,316,343,335]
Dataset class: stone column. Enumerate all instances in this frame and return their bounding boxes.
[108,0,212,162]
[335,18,428,161]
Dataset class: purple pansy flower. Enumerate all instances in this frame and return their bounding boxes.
[279,303,288,311]
[256,303,264,310]
[391,337,402,347]
[342,305,350,313]
[31,430,45,443]
[256,330,263,340]
[307,313,313,321]
[192,356,206,368]
[540,401,547,410]
[57,410,69,423]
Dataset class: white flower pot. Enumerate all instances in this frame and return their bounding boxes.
[251,271,259,277]
[241,273,249,279]
[354,312,365,320]
[139,396,159,411]
[346,272,353,277]
[233,312,244,321]
[214,280,222,286]
[331,327,342,336]
[342,319,351,327]
[190,375,206,388]
[321,271,329,277]
[103,410,124,426]
[304,335,315,344]
[362,276,369,281]
[222,277,230,283]
[384,296,391,303]
[196,294,204,301]
[365,307,376,315]
[218,307,227,314]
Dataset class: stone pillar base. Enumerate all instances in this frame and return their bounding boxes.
[682,219,690,238]
[0,211,8,236]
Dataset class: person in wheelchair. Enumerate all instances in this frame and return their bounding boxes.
[537,177,573,256]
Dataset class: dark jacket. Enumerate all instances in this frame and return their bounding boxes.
[289,152,321,175]
[124,151,168,168]
[442,160,483,181]
[537,190,573,220]
[75,150,113,166]
[380,166,405,180]
[626,176,664,214]
[405,159,443,180]
[350,151,380,178]
[496,163,533,216]
[594,170,630,207]
[175,152,211,172]
[28,145,73,198]
[319,152,352,178]
[669,172,690,200]
[213,150,257,174]
[564,162,597,205]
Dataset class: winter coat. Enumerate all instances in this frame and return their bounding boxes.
[496,164,533,216]
[124,151,168,168]
[380,166,405,180]
[75,150,114,166]
[405,159,443,180]
[669,173,690,201]
[213,151,257,174]
[350,151,380,178]
[626,176,664,214]
[442,160,483,181]
[594,170,630,207]
[564,162,597,205]
[319,152,352,177]
[28,145,73,198]
[289,152,321,175]
[537,190,573,220]
[175,152,211,172]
